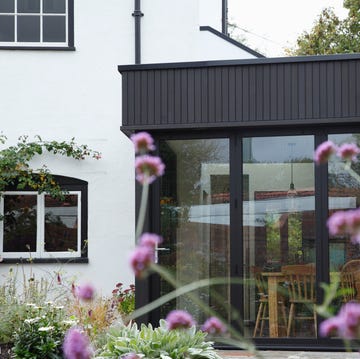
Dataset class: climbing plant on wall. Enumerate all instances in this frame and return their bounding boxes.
[0,134,101,200]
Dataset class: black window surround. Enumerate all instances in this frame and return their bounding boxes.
[0,175,88,264]
[0,0,75,50]
[118,53,360,351]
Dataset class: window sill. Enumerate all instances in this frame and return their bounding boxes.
[0,257,88,264]
[0,46,76,51]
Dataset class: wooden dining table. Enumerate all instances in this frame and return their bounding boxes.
[261,270,343,338]
[261,272,286,338]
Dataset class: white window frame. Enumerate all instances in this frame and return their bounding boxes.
[0,191,81,259]
[0,0,68,47]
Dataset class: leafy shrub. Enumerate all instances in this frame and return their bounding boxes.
[0,267,71,345]
[12,302,74,359]
[96,320,222,359]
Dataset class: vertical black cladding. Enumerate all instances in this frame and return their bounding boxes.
[118,55,360,132]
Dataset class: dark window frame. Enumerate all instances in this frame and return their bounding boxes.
[0,0,74,50]
[0,175,88,264]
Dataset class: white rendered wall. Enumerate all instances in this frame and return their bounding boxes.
[199,0,222,31]
[0,0,258,297]
[141,0,257,63]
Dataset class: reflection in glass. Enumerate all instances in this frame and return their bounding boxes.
[43,15,65,42]
[17,15,40,42]
[159,139,230,325]
[328,134,360,309]
[45,194,78,252]
[17,0,40,13]
[0,0,14,13]
[0,15,14,41]
[243,136,317,338]
[3,195,37,252]
[43,0,65,13]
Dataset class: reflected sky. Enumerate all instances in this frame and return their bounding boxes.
[246,136,314,163]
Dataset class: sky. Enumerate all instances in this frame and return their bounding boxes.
[228,0,348,57]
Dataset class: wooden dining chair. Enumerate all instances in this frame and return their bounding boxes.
[340,270,356,302]
[340,259,360,302]
[282,264,317,337]
[252,267,287,337]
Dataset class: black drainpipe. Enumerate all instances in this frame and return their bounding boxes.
[132,0,144,64]
[222,0,228,35]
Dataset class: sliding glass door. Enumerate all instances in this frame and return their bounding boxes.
[242,135,316,338]
[159,138,230,325]
[157,132,360,345]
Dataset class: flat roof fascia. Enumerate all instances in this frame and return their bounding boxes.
[118,53,360,73]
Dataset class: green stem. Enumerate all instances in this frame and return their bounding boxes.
[135,182,149,241]
[129,277,242,321]
[151,265,256,354]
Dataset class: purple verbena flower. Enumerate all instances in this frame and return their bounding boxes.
[337,143,360,162]
[139,232,163,248]
[327,209,360,244]
[166,310,195,330]
[131,132,155,154]
[135,155,165,184]
[319,316,342,338]
[129,245,155,277]
[346,209,360,244]
[314,140,337,164]
[327,211,349,237]
[201,317,227,335]
[320,302,360,339]
[75,283,96,301]
[63,327,93,359]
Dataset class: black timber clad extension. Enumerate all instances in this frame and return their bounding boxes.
[118,54,360,133]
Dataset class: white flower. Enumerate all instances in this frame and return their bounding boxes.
[55,305,64,310]
[62,319,78,326]
[24,318,40,324]
[38,326,54,332]
[25,303,36,307]
[44,301,54,305]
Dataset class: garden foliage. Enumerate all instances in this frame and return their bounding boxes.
[96,320,222,359]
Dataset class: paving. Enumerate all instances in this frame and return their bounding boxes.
[217,350,359,358]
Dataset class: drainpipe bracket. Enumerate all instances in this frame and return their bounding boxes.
[132,10,144,17]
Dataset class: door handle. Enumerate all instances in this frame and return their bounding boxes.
[155,247,170,263]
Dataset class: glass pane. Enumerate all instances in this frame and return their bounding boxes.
[43,15,65,42]
[0,0,14,13]
[159,139,230,326]
[43,0,65,13]
[328,134,360,308]
[243,136,316,338]
[17,0,40,13]
[17,15,40,42]
[44,194,78,252]
[3,195,37,252]
[0,15,14,41]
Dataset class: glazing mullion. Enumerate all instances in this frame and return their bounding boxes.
[230,133,244,332]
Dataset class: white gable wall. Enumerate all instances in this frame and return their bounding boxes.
[0,0,258,296]
[199,0,223,31]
